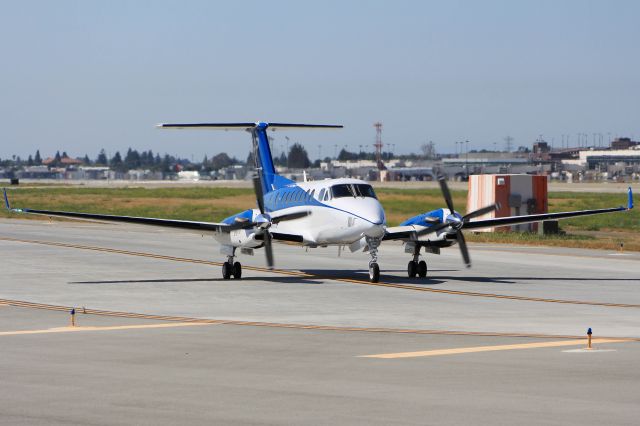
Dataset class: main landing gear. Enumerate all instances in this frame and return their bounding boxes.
[407,246,427,278]
[222,252,242,280]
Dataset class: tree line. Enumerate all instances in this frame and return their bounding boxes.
[3,141,438,172]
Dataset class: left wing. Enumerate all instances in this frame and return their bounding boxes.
[383,187,633,240]
[2,188,231,235]
[466,186,633,231]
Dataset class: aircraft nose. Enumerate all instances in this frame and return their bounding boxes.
[362,200,386,238]
[363,200,385,225]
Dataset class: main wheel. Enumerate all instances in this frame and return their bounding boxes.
[407,261,417,278]
[232,261,242,279]
[369,262,380,283]
[417,260,427,277]
[222,262,232,280]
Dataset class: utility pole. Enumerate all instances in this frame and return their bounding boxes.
[373,122,384,169]
[504,136,514,152]
[465,140,469,177]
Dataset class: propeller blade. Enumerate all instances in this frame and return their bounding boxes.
[463,203,499,222]
[438,176,456,213]
[456,231,471,268]
[264,231,274,269]
[271,210,311,224]
[252,174,265,214]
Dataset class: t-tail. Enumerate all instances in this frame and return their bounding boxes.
[157,121,342,194]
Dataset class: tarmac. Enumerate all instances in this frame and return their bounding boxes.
[1,218,639,425]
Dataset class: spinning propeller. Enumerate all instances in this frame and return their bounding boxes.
[250,173,310,269]
[417,177,498,268]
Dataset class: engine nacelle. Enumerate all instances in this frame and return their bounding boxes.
[229,228,261,248]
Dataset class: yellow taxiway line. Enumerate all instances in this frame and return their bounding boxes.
[0,322,211,337]
[1,236,639,309]
[359,338,631,359]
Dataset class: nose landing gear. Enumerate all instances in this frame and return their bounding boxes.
[366,237,381,283]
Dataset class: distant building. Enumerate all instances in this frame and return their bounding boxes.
[177,170,200,181]
[532,141,550,154]
[562,148,640,170]
[42,156,83,167]
[611,137,639,150]
[17,165,59,179]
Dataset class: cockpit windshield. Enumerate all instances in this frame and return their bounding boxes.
[331,184,377,199]
[354,184,377,199]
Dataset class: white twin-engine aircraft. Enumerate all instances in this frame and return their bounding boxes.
[3,122,634,283]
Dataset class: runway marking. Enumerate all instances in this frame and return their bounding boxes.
[0,322,211,336]
[1,236,639,309]
[360,339,631,359]
[2,297,640,341]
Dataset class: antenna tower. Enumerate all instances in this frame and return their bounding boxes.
[373,122,384,169]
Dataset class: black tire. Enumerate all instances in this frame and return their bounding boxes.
[407,261,417,278]
[222,262,231,280]
[418,260,427,277]
[369,262,380,283]
[232,261,242,279]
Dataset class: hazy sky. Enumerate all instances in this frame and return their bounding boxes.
[1,0,638,161]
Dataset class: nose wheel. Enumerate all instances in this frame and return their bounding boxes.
[366,237,381,283]
[368,262,380,283]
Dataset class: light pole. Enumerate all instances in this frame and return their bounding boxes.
[465,140,469,177]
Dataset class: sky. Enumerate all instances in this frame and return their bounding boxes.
[1,0,639,161]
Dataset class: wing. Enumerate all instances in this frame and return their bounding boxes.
[3,189,231,235]
[382,225,420,241]
[464,206,628,231]
[383,187,633,239]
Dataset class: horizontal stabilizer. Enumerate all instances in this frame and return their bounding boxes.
[157,122,343,131]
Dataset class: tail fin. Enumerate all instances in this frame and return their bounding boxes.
[157,121,342,194]
[628,187,634,210]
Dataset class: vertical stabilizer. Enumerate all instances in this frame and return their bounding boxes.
[253,123,277,195]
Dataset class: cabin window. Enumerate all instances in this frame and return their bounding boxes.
[310,189,315,199]
[318,188,325,201]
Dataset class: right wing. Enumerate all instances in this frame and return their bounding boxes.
[3,189,231,235]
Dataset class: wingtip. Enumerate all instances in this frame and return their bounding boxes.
[628,186,634,210]
[2,187,9,210]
